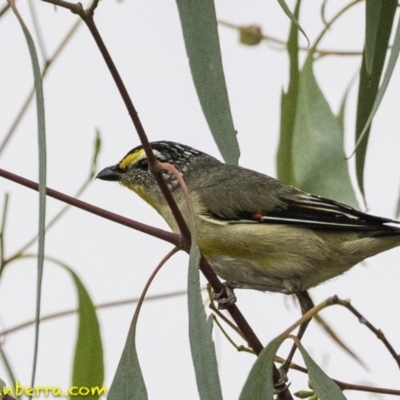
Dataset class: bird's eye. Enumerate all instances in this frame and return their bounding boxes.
[136,158,149,170]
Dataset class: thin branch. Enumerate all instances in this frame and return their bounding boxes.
[336,298,400,369]
[5,131,99,261]
[312,0,363,51]
[132,247,179,327]
[210,314,254,354]
[0,3,10,19]
[0,168,180,249]
[281,295,400,369]
[334,380,400,396]
[41,0,192,245]
[218,20,362,59]
[314,313,365,368]
[0,18,81,155]
[0,289,189,337]
[0,193,9,272]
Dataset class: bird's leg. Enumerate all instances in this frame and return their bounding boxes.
[279,290,315,379]
[212,283,237,309]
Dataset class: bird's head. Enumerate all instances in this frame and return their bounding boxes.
[96,141,204,206]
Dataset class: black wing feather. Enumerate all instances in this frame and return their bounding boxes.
[235,194,400,236]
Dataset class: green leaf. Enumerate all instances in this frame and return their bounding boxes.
[239,335,284,400]
[292,54,358,208]
[297,343,346,400]
[188,245,222,400]
[108,316,147,399]
[337,82,351,142]
[337,75,357,145]
[0,347,17,390]
[176,0,239,165]
[8,1,47,389]
[277,0,300,185]
[355,0,397,197]
[0,378,6,394]
[365,0,381,76]
[276,0,309,47]
[69,270,104,400]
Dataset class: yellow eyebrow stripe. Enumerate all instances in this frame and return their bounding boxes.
[118,149,144,169]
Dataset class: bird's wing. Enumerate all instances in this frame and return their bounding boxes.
[262,193,399,231]
[204,191,400,235]
[192,163,400,235]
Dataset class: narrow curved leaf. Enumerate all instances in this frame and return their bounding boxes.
[239,335,283,400]
[337,74,357,144]
[292,55,358,208]
[188,246,222,400]
[355,0,396,197]
[365,0,381,76]
[297,343,346,400]
[0,347,17,389]
[68,269,104,400]
[8,1,47,388]
[176,0,239,165]
[276,0,309,47]
[108,313,147,400]
[277,0,301,185]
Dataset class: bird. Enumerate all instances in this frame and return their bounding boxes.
[96,140,400,372]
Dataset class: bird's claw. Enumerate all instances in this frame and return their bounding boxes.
[274,369,290,395]
[213,285,237,309]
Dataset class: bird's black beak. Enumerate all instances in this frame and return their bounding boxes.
[96,165,123,181]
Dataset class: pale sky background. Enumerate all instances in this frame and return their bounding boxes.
[1,0,400,399]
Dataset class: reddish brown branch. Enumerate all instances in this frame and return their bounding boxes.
[41,0,191,244]
[336,298,400,369]
[0,168,179,246]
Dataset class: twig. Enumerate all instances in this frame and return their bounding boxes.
[218,19,362,59]
[0,193,9,272]
[0,18,81,155]
[0,285,188,337]
[5,131,99,262]
[41,0,192,245]
[336,298,400,369]
[0,168,179,248]
[131,247,179,326]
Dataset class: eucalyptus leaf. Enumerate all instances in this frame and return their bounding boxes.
[239,335,283,400]
[176,0,239,165]
[277,0,309,47]
[365,0,381,76]
[188,246,222,400]
[355,0,396,197]
[297,343,346,400]
[277,0,301,185]
[108,310,147,400]
[8,1,47,389]
[292,55,358,208]
[69,270,104,400]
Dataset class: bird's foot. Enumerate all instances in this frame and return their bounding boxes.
[213,284,237,310]
[274,367,290,395]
